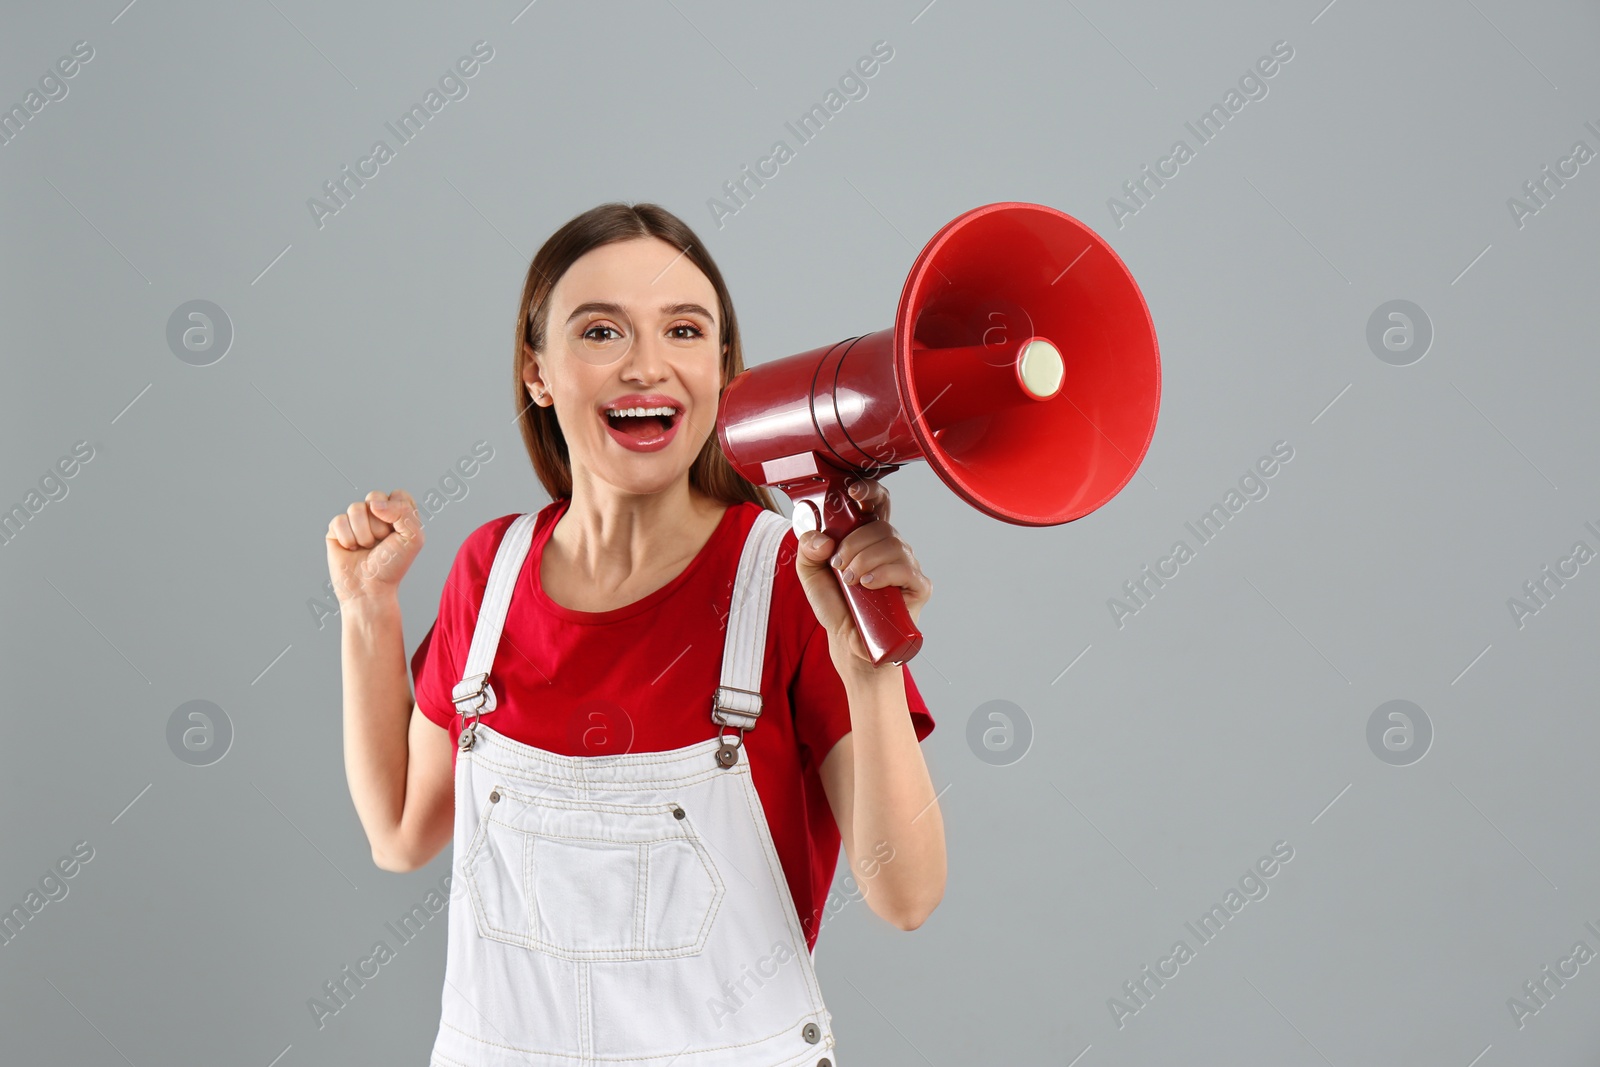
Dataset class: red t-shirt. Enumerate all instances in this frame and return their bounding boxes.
[409,497,935,952]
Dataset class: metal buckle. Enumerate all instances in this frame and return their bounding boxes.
[454,672,491,713]
[711,685,761,768]
[711,684,762,722]
[455,673,491,751]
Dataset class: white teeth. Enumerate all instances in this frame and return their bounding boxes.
[606,405,677,418]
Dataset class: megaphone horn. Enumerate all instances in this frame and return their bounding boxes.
[716,202,1161,666]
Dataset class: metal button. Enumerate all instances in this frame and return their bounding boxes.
[818,1059,831,1067]
[488,790,500,803]
[716,742,740,768]
[671,804,685,820]
[801,1022,820,1043]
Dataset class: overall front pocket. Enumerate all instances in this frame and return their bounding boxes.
[462,784,725,962]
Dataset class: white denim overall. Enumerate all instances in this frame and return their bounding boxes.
[430,508,838,1067]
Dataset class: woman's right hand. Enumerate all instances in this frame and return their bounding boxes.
[326,490,425,607]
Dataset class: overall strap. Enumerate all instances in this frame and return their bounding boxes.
[710,509,790,738]
[452,513,539,737]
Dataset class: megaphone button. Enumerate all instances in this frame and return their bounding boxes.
[791,499,821,537]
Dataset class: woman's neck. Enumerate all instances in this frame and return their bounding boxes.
[548,479,727,602]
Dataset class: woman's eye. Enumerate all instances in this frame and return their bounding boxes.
[583,324,622,342]
[668,324,704,339]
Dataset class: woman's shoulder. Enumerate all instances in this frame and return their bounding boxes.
[446,501,563,581]
[725,501,803,575]
[727,498,792,538]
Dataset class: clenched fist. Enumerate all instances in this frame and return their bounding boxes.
[325,490,425,607]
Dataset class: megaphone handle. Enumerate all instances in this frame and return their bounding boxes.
[838,563,925,667]
[789,476,925,667]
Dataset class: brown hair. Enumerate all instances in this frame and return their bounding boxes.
[513,202,779,515]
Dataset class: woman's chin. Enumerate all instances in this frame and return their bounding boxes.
[589,458,694,497]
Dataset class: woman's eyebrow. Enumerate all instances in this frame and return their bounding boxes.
[564,301,715,325]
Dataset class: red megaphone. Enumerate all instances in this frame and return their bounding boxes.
[716,202,1161,666]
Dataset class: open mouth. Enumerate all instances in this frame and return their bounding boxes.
[603,407,679,440]
[599,403,683,450]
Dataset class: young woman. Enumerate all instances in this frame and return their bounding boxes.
[328,202,946,1066]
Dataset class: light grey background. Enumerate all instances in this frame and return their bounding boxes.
[3,0,1598,1063]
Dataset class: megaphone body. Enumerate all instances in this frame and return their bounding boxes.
[716,202,1161,666]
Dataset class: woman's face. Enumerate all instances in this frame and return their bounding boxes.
[527,237,725,498]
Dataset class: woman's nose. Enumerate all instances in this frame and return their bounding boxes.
[619,331,669,382]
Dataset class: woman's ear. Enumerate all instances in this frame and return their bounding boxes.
[522,357,550,407]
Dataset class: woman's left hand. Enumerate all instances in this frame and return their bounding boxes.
[795,476,932,667]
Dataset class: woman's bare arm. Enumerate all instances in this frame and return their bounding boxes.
[341,596,455,872]
[795,476,946,931]
[329,490,453,873]
[818,661,946,931]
